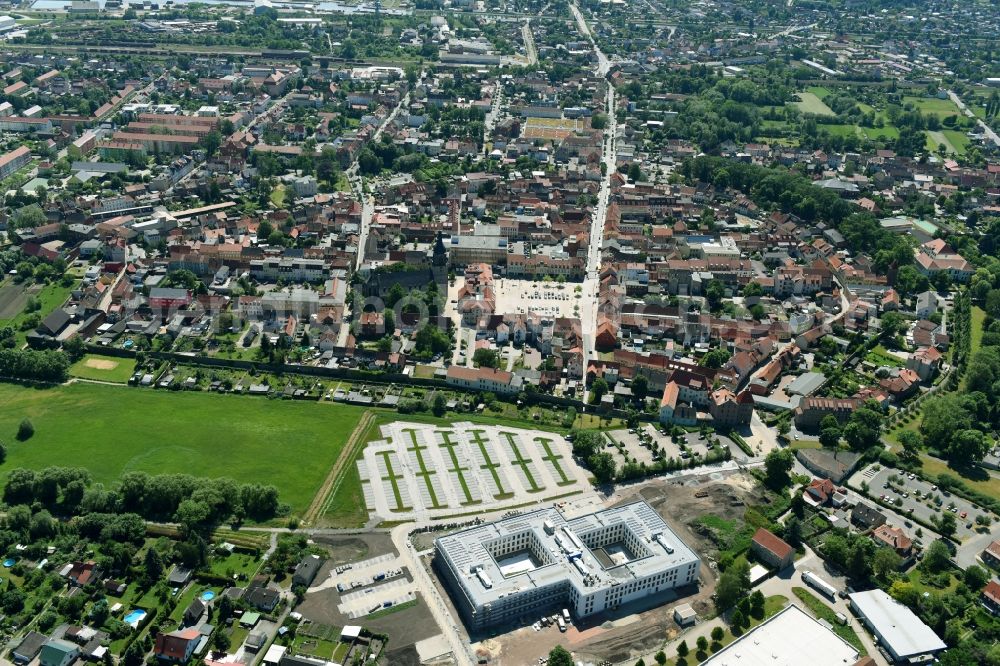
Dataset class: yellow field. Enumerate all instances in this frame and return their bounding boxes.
[523,116,586,140]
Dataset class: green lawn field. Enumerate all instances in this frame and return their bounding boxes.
[793,92,835,116]
[0,279,79,346]
[0,382,365,515]
[69,354,137,383]
[861,125,900,140]
[904,96,961,119]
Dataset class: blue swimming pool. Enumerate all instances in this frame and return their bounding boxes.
[200,590,216,601]
[124,609,147,627]
[2,559,14,567]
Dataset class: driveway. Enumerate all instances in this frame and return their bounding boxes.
[756,549,890,666]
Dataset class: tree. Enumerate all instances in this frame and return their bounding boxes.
[921,393,973,453]
[654,651,667,665]
[705,280,725,308]
[213,629,231,653]
[742,281,764,298]
[763,449,794,490]
[473,348,500,369]
[632,374,649,399]
[715,560,750,612]
[16,418,33,441]
[897,429,923,462]
[922,539,952,573]
[819,414,842,448]
[547,646,573,666]
[144,547,164,583]
[750,590,765,616]
[696,636,709,654]
[588,452,616,484]
[943,429,991,465]
[591,377,609,402]
[217,594,234,623]
[872,548,902,580]
[784,516,803,547]
[386,282,406,308]
[701,348,731,369]
[202,130,223,156]
[842,403,883,451]
[677,640,689,658]
[711,626,725,643]
[964,564,989,590]
[934,512,957,539]
[357,149,382,175]
[10,204,47,229]
[383,309,395,335]
[432,393,447,417]
[730,608,745,629]
[879,311,906,339]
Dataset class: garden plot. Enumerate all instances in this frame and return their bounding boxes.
[356,421,592,520]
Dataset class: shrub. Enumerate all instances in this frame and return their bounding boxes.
[16,419,33,441]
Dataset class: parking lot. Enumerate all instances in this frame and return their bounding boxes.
[607,428,656,465]
[849,464,984,540]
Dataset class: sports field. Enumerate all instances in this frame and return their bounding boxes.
[0,382,365,515]
[69,354,136,383]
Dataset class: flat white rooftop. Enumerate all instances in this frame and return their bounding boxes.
[849,589,946,659]
[702,604,860,666]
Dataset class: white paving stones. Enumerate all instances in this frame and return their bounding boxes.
[357,421,593,520]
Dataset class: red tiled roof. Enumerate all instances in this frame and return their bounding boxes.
[752,527,793,560]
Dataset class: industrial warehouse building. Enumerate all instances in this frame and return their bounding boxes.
[849,589,947,663]
[434,501,700,629]
[702,604,861,666]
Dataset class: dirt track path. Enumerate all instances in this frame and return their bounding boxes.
[303,409,375,525]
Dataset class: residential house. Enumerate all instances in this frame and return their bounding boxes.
[154,628,201,663]
[292,554,324,588]
[907,347,942,382]
[794,397,863,430]
[983,580,1000,615]
[12,632,48,664]
[39,639,79,666]
[982,540,1000,569]
[872,524,913,558]
[803,478,844,507]
[751,528,795,570]
[851,503,887,530]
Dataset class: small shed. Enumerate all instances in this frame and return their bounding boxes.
[341,625,363,642]
[239,611,261,628]
[673,604,697,627]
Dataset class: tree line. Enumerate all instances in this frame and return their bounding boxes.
[3,467,284,528]
[0,348,70,383]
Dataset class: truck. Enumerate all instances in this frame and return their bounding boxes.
[802,570,838,599]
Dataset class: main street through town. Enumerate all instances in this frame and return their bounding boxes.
[572,1,616,404]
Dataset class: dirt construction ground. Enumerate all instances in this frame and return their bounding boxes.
[480,470,762,665]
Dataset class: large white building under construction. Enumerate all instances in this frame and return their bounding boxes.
[434,501,700,629]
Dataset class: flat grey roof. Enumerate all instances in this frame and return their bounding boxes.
[436,500,698,609]
[849,589,946,658]
[785,371,826,397]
